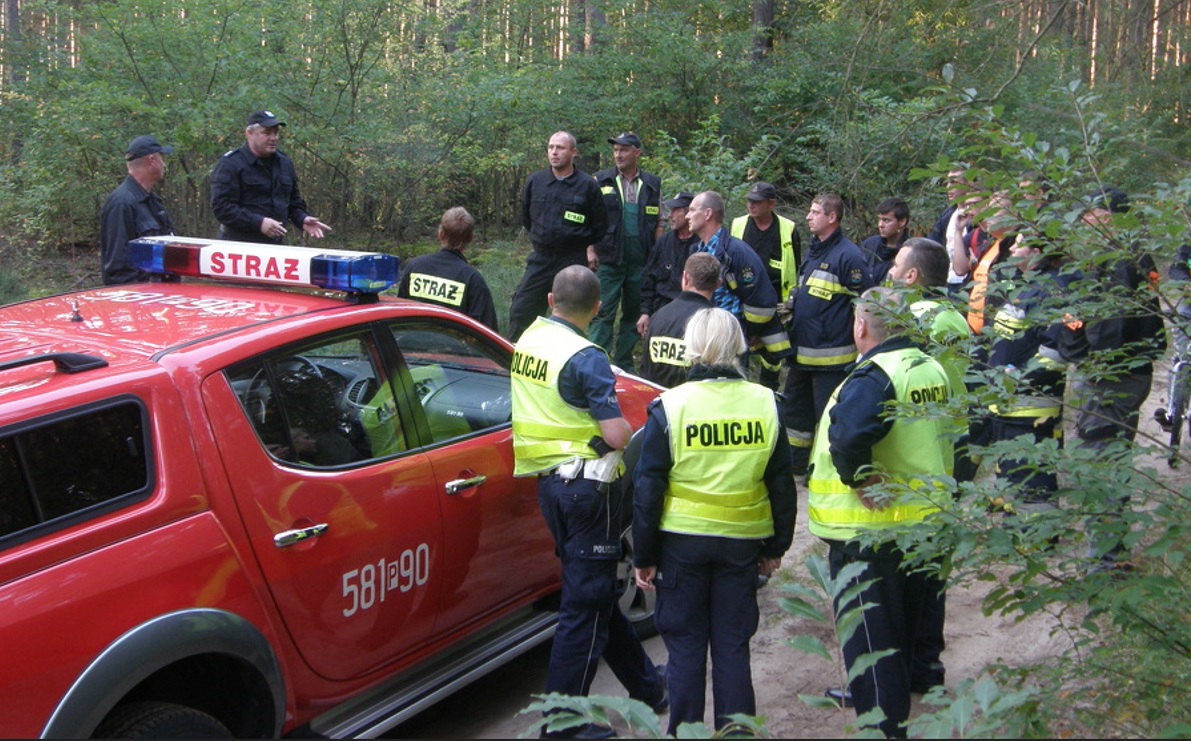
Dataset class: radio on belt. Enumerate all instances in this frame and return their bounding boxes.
[128,236,399,296]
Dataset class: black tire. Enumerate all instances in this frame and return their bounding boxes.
[93,701,232,739]
[618,526,658,639]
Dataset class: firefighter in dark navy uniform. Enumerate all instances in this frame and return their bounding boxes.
[510,265,666,739]
[397,206,499,333]
[637,192,701,339]
[210,109,332,245]
[687,191,790,373]
[639,252,720,389]
[632,307,796,735]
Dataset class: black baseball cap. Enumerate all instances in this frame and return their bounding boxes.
[664,192,695,209]
[125,135,174,161]
[746,182,778,201]
[1087,186,1130,213]
[608,132,642,148]
[246,110,286,129]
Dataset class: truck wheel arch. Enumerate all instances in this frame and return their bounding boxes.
[41,609,285,738]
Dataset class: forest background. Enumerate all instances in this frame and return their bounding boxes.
[0,0,1188,281]
[4,1,1191,737]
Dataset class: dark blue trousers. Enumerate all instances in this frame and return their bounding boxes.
[827,539,928,739]
[653,532,761,735]
[781,366,849,469]
[537,474,662,704]
[508,247,587,341]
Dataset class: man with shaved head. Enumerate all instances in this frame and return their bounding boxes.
[508,131,608,342]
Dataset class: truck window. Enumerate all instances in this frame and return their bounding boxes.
[228,332,401,467]
[0,401,150,544]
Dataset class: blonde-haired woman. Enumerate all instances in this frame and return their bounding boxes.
[631,307,796,734]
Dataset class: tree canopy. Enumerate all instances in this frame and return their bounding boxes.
[0,0,1186,250]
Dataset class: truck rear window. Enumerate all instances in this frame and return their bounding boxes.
[0,400,150,545]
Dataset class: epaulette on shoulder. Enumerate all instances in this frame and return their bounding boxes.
[221,149,236,158]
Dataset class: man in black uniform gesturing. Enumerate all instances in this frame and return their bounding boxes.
[210,110,332,244]
[507,131,607,342]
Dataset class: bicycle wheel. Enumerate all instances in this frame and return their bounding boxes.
[1170,361,1189,453]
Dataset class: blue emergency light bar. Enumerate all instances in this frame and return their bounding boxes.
[128,237,399,294]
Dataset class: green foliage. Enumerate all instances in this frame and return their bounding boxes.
[518,693,770,738]
[649,115,781,221]
[0,270,29,304]
[520,693,667,738]
[780,554,893,736]
[0,0,1188,257]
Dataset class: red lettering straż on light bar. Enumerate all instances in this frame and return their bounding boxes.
[127,237,399,294]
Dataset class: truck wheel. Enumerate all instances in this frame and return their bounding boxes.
[93,701,232,739]
[618,526,658,639]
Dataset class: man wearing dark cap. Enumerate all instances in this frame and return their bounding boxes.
[99,135,177,285]
[590,132,664,372]
[637,191,700,339]
[729,181,801,389]
[210,110,332,245]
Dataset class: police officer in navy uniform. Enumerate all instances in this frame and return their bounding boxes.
[507,131,608,342]
[511,265,666,739]
[100,135,177,285]
[210,110,332,244]
[632,307,796,735]
[638,252,720,389]
[397,206,499,333]
[806,286,955,738]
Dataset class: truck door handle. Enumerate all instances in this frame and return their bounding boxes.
[445,474,487,495]
[274,524,329,548]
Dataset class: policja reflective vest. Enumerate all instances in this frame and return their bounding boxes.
[807,346,953,541]
[658,378,778,539]
[511,317,604,476]
[731,214,799,302]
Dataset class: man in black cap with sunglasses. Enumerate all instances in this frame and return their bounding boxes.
[100,134,177,284]
[211,109,332,245]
